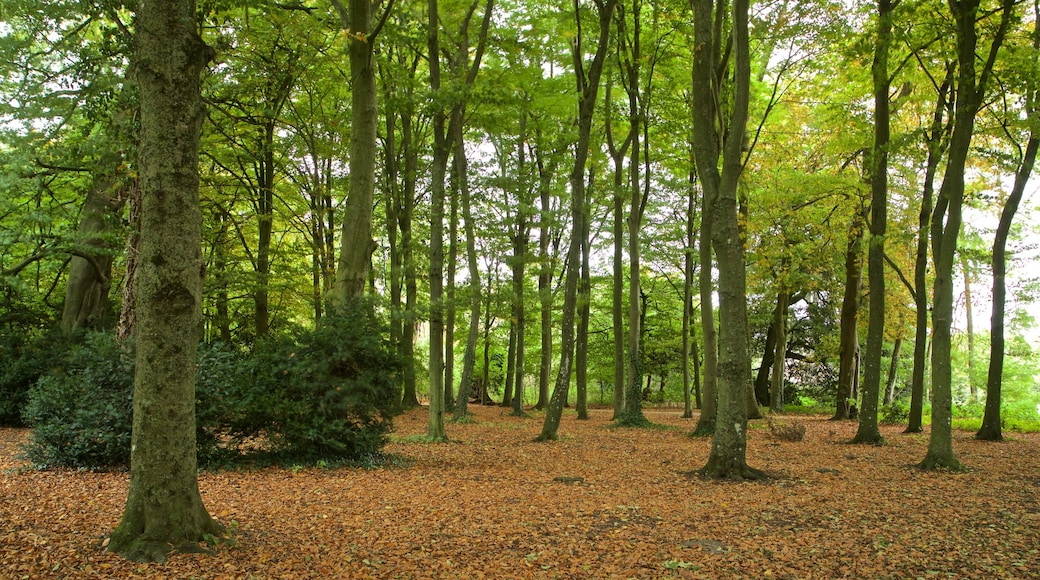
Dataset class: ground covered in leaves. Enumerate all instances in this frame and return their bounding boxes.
[2,405,1039,579]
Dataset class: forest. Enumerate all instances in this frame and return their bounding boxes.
[1,0,1039,571]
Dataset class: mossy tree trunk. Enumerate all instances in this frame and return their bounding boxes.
[107,0,220,562]
[692,0,763,480]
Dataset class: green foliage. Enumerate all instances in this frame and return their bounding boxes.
[0,327,62,426]
[224,299,402,463]
[21,301,402,470]
[879,399,911,425]
[21,332,133,469]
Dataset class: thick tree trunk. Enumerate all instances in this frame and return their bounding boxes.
[693,0,763,480]
[331,0,379,304]
[108,0,220,561]
[61,164,128,334]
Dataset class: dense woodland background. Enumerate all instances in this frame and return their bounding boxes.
[1,0,1040,453]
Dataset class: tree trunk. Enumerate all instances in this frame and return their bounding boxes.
[884,337,902,405]
[536,0,616,441]
[426,0,449,441]
[452,119,481,421]
[693,0,763,479]
[61,163,128,334]
[961,253,977,401]
[535,146,554,412]
[833,206,865,420]
[853,0,895,446]
[576,201,591,420]
[755,320,777,406]
[978,80,1038,441]
[907,67,953,433]
[108,0,220,561]
[769,290,789,413]
[922,0,1014,471]
[682,170,696,419]
[331,0,379,304]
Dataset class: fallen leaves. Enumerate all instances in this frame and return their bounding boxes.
[2,406,1040,578]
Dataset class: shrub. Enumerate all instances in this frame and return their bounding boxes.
[239,300,402,463]
[0,330,67,427]
[21,332,134,469]
[879,399,910,425]
[21,299,402,469]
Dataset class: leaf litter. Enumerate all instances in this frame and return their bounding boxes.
[2,405,1039,578]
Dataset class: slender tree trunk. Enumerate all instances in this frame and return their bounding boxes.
[682,171,696,419]
[907,67,953,433]
[854,0,895,445]
[399,93,420,409]
[755,320,776,406]
[536,0,616,441]
[961,254,977,401]
[445,186,458,409]
[978,81,1038,441]
[884,337,902,405]
[834,207,865,420]
[108,0,220,561]
[922,0,1014,471]
[452,121,481,421]
[576,208,591,420]
[426,0,448,440]
[536,153,554,411]
[769,290,789,413]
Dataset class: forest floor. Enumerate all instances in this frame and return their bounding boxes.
[2,405,1039,579]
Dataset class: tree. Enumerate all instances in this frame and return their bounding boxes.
[921,0,1015,471]
[977,3,1039,441]
[107,0,222,561]
[853,0,898,445]
[691,0,763,479]
[330,0,393,303]
[536,0,617,441]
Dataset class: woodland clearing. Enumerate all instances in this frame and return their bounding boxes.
[2,405,1039,579]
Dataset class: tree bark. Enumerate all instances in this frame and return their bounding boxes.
[331,0,381,304]
[922,0,1014,471]
[907,66,953,433]
[853,0,896,445]
[978,66,1038,441]
[833,206,865,420]
[107,0,220,561]
[693,0,763,479]
[884,337,902,405]
[536,0,616,441]
[769,290,789,413]
[61,161,128,334]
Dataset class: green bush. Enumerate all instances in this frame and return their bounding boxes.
[0,330,67,427]
[238,300,402,463]
[21,332,134,469]
[879,399,910,425]
[21,301,403,469]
